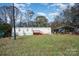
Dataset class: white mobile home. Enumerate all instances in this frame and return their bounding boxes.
[12,27,51,36]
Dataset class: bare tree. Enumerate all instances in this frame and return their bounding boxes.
[6,6,20,26]
[0,6,7,23]
[25,10,34,27]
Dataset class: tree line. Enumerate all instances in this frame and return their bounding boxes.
[0,5,49,27]
[51,3,79,30]
[0,3,79,29]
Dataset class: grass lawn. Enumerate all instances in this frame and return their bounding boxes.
[0,34,79,56]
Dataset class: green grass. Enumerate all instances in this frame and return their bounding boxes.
[0,34,79,56]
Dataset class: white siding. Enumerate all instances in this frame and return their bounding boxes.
[12,27,51,36]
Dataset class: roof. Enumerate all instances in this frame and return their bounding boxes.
[53,25,75,30]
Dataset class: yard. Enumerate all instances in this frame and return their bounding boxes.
[0,34,79,56]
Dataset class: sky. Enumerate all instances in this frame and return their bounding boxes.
[0,3,75,22]
[15,3,75,22]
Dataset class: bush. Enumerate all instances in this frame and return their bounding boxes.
[0,23,12,37]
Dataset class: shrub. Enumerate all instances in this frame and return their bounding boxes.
[0,23,12,37]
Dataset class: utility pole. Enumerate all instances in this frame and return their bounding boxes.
[13,3,16,40]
